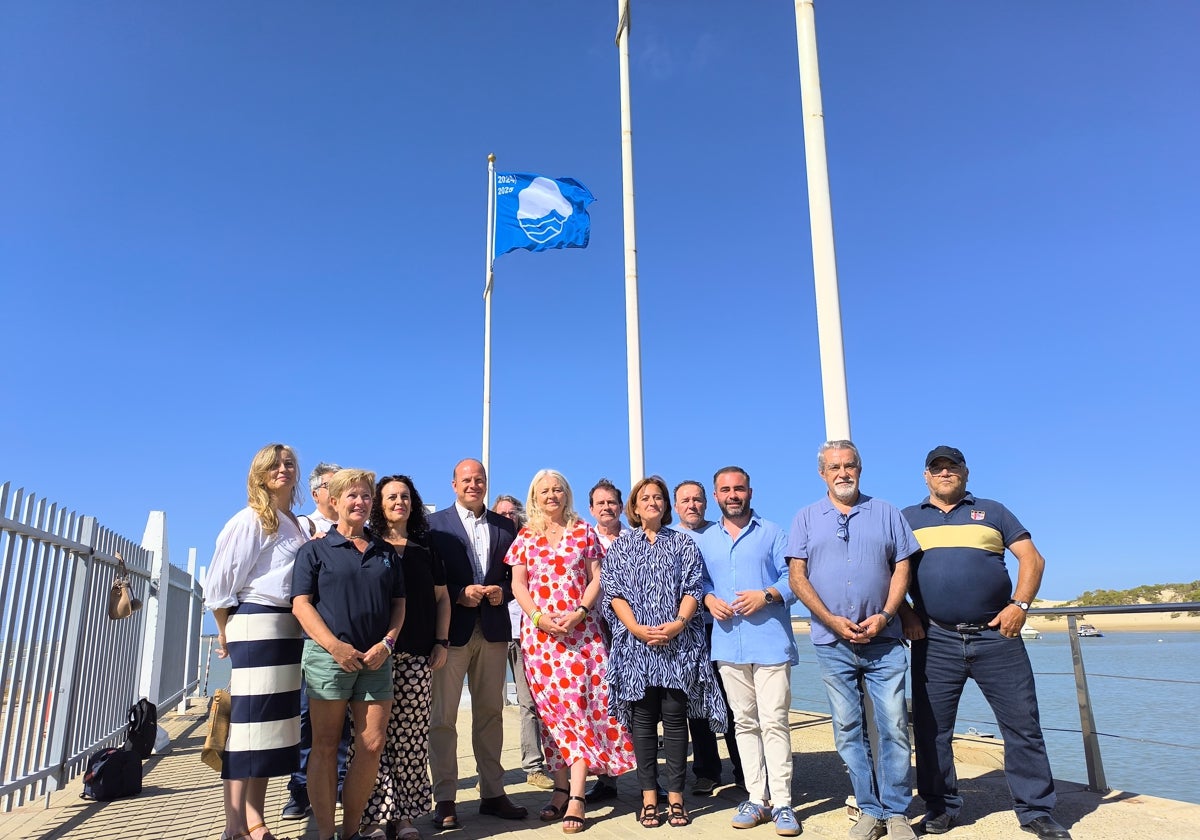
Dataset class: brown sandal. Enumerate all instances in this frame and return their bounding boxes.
[667,802,691,827]
[540,787,571,822]
[639,803,662,828]
[562,795,587,834]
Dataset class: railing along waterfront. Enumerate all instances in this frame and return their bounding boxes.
[1025,602,1200,794]
[787,602,1200,801]
[0,482,203,811]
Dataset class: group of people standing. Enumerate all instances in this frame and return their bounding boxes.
[202,441,1072,840]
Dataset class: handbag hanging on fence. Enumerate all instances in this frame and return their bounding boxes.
[107,551,143,621]
[201,689,231,772]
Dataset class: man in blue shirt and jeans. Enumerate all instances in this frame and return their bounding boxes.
[695,466,800,837]
[787,441,919,840]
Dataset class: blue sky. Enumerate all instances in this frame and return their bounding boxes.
[3,2,1197,599]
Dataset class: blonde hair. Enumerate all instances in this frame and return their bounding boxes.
[247,443,302,535]
[524,469,579,534]
[326,468,377,501]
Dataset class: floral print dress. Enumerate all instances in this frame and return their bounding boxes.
[505,521,636,775]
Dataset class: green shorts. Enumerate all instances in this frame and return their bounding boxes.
[301,640,393,702]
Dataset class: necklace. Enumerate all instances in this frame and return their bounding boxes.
[341,532,366,541]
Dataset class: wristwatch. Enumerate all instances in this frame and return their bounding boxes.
[763,589,775,604]
[1008,599,1030,611]
[434,638,450,648]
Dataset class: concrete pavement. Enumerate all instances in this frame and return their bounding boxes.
[1,699,1196,840]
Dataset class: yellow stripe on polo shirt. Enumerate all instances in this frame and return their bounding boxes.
[912,523,1005,555]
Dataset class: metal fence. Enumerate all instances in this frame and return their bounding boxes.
[0,482,202,811]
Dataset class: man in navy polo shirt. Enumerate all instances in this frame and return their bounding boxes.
[901,446,1070,840]
[787,441,918,840]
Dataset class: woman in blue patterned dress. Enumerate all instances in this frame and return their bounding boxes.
[601,475,726,829]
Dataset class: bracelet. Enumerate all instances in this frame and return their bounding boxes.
[675,614,688,624]
[382,636,395,651]
[531,610,544,628]
[880,610,894,625]
[577,604,590,616]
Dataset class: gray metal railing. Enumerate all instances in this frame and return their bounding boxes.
[1026,602,1200,794]
[0,482,202,811]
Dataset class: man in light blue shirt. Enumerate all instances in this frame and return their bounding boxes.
[695,467,800,837]
[786,441,919,840]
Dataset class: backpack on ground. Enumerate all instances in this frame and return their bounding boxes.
[80,747,142,801]
[124,697,158,759]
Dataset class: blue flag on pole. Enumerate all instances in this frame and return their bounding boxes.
[493,173,594,261]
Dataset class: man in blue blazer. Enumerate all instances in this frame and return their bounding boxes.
[427,458,526,828]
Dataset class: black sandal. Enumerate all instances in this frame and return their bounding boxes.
[540,788,571,822]
[667,802,691,827]
[639,803,662,828]
[562,795,587,834]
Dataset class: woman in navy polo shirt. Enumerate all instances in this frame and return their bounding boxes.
[292,469,406,840]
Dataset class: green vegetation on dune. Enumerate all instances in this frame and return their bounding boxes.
[1037,582,1200,620]
[1073,581,1200,607]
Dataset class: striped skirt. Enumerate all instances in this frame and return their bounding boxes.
[223,602,303,780]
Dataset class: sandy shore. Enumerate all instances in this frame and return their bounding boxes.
[791,610,1200,634]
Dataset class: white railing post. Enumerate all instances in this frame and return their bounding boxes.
[44,515,94,795]
[138,511,170,706]
[179,547,199,714]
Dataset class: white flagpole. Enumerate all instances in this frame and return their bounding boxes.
[616,0,645,488]
[794,0,851,441]
[483,153,496,478]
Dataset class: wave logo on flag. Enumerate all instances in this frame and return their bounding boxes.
[494,173,594,259]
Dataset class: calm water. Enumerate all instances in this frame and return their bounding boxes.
[200,631,1200,805]
[790,631,1200,805]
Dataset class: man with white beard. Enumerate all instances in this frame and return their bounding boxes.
[786,441,919,840]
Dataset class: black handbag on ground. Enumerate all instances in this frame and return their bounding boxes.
[80,747,142,801]
[124,698,158,759]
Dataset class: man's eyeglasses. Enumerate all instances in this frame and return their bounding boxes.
[836,513,849,542]
[316,482,328,491]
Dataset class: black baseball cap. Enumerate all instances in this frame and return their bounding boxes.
[925,446,966,468]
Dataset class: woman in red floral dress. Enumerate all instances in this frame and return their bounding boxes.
[505,469,636,834]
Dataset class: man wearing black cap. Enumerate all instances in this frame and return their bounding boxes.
[900,447,1070,840]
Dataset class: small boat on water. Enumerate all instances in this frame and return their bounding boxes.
[1077,623,1103,638]
[1020,626,1042,640]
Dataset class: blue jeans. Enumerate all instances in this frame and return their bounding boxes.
[813,638,912,819]
[910,624,1055,824]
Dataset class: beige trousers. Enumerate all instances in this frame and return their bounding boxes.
[718,661,794,808]
[429,623,509,802]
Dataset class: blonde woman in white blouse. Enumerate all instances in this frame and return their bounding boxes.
[204,443,308,840]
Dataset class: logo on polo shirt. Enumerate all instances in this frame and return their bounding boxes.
[971,510,986,521]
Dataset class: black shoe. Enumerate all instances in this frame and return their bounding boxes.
[1020,816,1071,839]
[433,800,460,830]
[691,777,718,796]
[920,813,955,835]
[281,795,312,820]
[478,795,528,820]
[585,780,618,803]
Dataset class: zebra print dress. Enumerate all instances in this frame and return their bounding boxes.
[600,527,727,731]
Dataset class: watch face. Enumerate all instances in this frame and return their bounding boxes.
[764,590,774,603]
